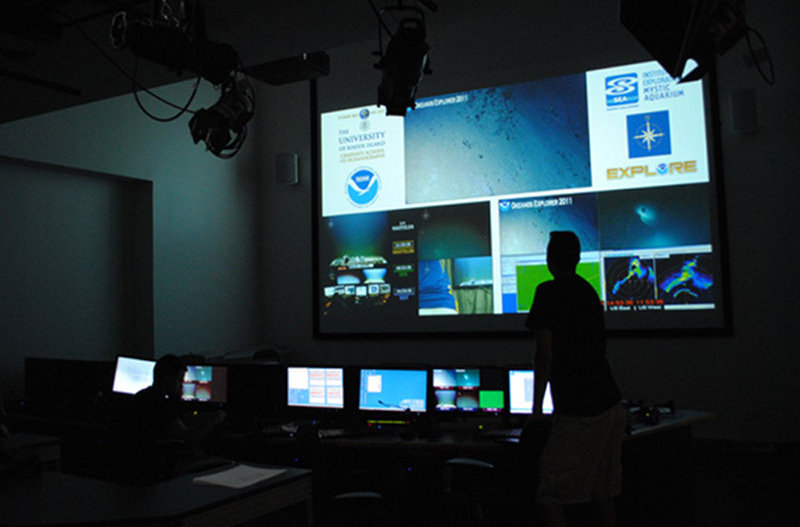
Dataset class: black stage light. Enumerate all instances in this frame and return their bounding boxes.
[620,0,745,82]
[189,77,254,159]
[110,11,237,85]
[377,17,430,116]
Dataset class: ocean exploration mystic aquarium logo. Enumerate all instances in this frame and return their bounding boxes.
[605,73,638,107]
[627,110,671,158]
[346,168,381,207]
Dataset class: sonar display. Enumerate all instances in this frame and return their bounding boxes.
[658,255,714,305]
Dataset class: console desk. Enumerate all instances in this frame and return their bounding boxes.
[0,464,312,527]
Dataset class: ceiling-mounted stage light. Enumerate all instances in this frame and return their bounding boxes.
[189,75,254,159]
[373,1,435,116]
[109,8,237,85]
[621,0,746,83]
[110,0,255,158]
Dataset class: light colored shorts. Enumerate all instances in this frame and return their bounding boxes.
[537,402,629,505]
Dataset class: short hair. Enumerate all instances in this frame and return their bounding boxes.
[153,354,186,384]
[547,231,581,270]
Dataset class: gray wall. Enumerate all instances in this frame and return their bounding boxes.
[0,82,265,397]
[1,0,798,442]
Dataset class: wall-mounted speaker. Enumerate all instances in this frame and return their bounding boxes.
[276,153,299,185]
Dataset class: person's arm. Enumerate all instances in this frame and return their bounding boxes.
[533,327,552,416]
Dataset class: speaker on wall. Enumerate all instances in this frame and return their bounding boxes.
[276,153,299,185]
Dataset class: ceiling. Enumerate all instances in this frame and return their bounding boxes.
[0,0,499,124]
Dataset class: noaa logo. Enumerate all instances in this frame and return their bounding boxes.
[346,168,380,207]
[359,108,370,120]
[605,73,638,107]
[499,200,511,213]
[656,163,668,175]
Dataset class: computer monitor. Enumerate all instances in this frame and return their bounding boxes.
[432,368,505,413]
[182,364,229,403]
[358,369,427,412]
[287,366,345,409]
[111,356,155,395]
[508,369,554,415]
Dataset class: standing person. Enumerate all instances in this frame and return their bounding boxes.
[526,231,627,527]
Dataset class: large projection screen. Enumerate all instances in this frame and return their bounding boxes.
[316,60,728,336]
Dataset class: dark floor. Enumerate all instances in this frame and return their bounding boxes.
[691,440,799,527]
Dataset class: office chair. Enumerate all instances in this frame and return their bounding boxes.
[327,490,387,527]
[442,457,498,526]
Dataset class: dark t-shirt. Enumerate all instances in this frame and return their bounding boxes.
[132,387,182,442]
[526,275,621,416]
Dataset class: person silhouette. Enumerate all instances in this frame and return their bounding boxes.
[525,231,627,527]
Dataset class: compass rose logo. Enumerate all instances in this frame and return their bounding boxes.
[626,110,671,158]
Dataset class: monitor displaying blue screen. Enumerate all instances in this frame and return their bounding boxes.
[508,369,554,414]
[182,365,228,403]
[433,368,504,412]
[287,367,345,409]
[112,356,155,395]
[358,369,427,412]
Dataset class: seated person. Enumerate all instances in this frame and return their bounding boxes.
[133,354,225,444]
[107,354,225,483]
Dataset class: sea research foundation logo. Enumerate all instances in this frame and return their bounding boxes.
[346,168,381,207]
[627,110,671,158]
[605,73,638,107]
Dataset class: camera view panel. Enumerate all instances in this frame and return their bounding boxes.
[433,368,505,413]
[182,365,228,403]
[405,73,591,203]
[508,369,554,414]
[287,367,345,409]
[359,369,427,412]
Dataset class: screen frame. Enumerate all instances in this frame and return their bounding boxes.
[311,59,732,340]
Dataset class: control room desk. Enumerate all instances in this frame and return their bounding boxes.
[0,464,312,527]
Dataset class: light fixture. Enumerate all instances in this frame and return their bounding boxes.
[109,0,254,158]
[189,75,254,159]
[372,1,436,116]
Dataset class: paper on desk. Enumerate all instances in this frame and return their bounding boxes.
[192,464,285,489]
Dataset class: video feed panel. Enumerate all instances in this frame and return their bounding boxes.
[358,369,427,412]
[182,365,228,403]
[112,356,155,395]
[432,368,505,412]
[508,369,554,414]
[287,367,345,409]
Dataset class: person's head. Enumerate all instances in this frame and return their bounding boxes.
[152,354,186,399]
[547,231,581,279]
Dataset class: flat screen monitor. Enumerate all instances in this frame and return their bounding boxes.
[508,369,554,415]
[182,365,228,403]
[432,368,504,413]
[358,369,427,412]
[317,59,727,335]
[287,366,345,409]
[112,356,155,395]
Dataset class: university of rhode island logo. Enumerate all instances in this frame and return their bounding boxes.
[346,168,380,207]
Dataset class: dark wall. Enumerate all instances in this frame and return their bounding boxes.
[252,1,800,443]
[0,1,797,442]
[0,83,265,397]
[0,158,151,398]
